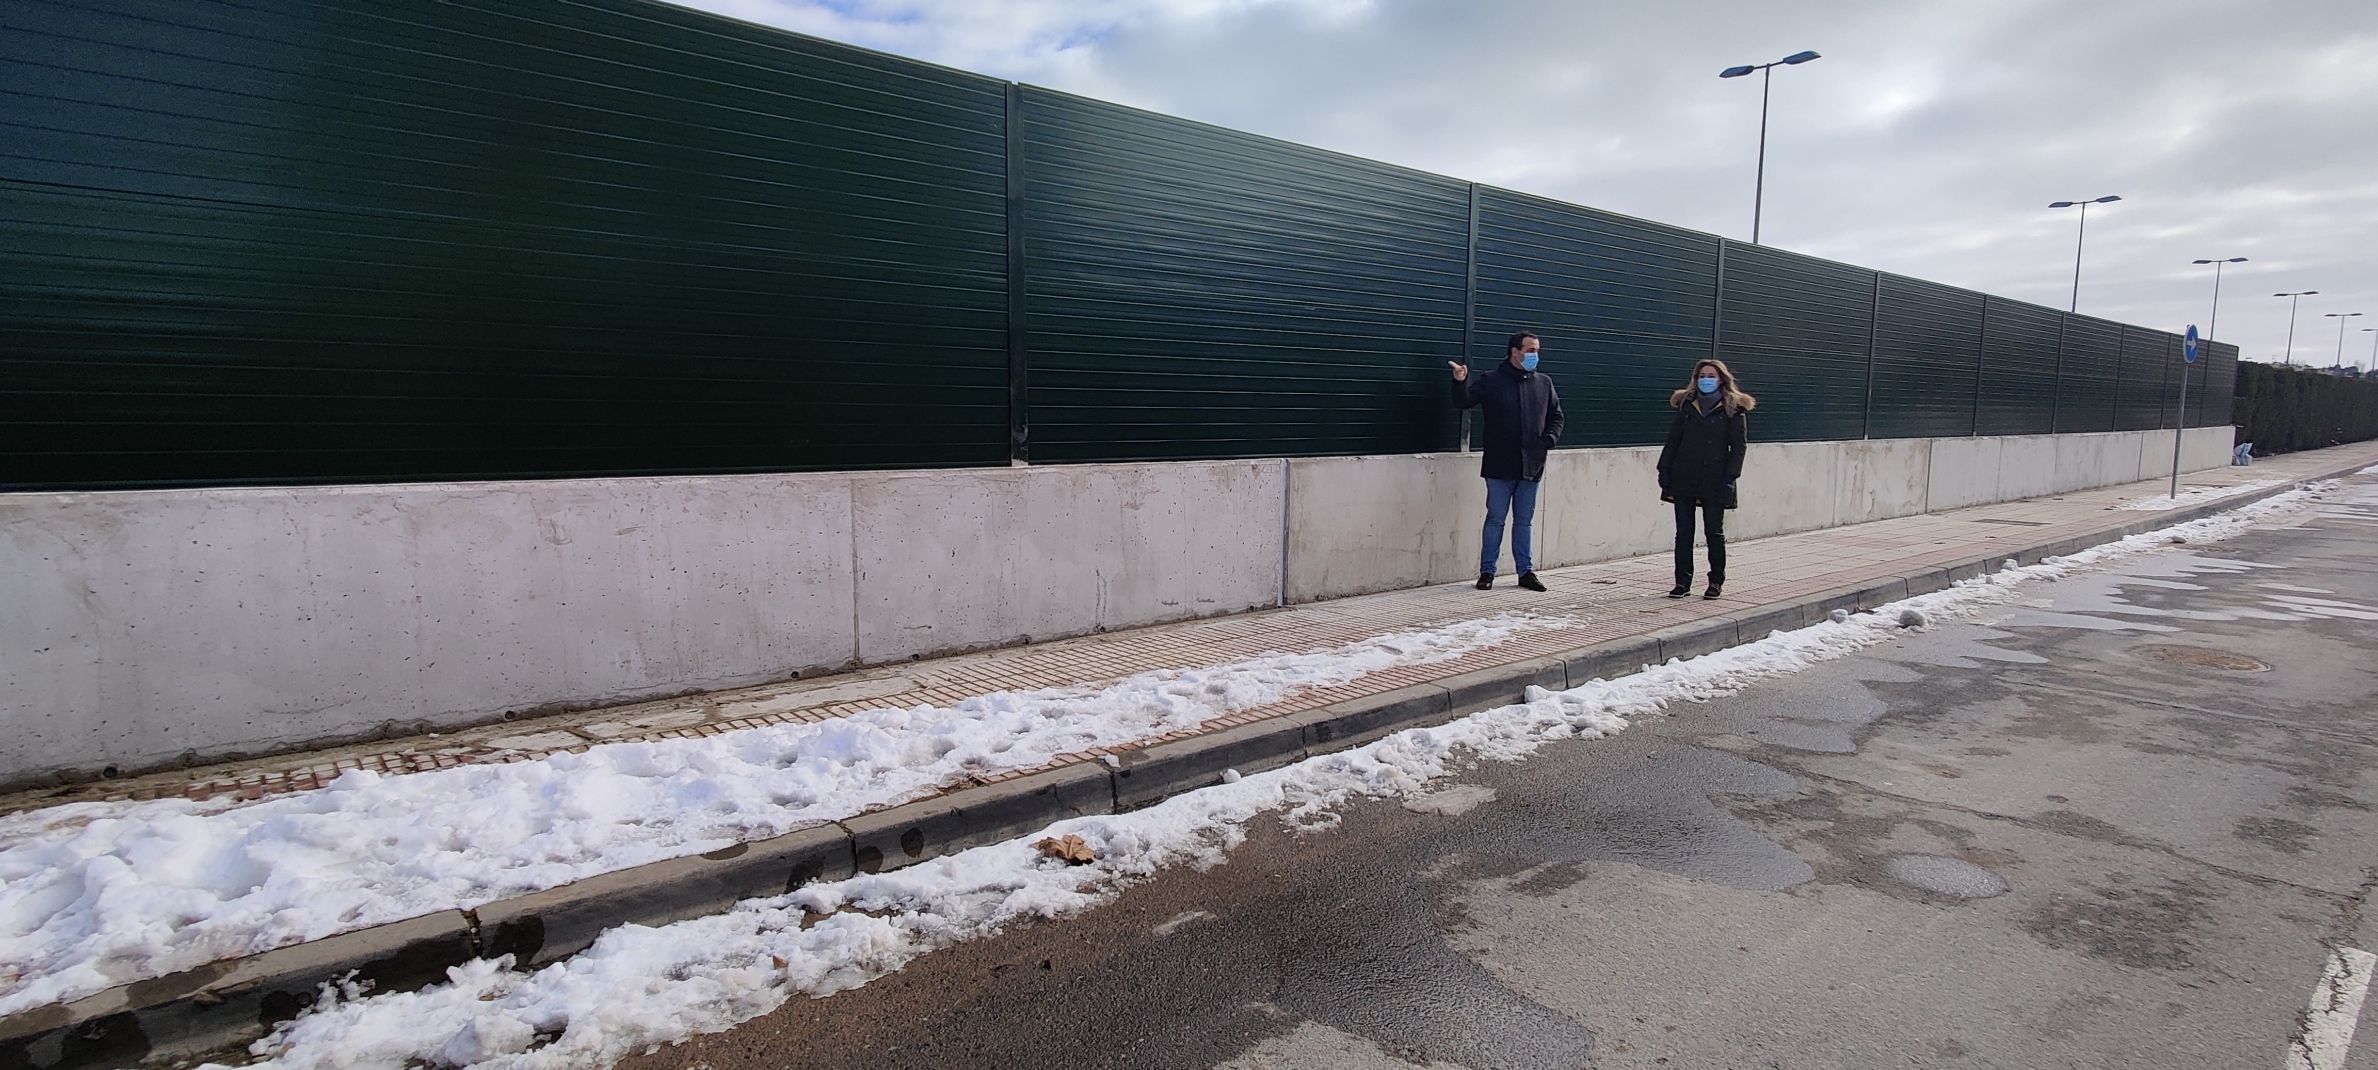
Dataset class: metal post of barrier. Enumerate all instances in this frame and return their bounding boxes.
[1862,273,1882,439]
[1459,184,1479,453]
[1972,295,1990,435]
[1003,83,1030,465]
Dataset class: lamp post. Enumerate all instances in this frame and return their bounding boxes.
[2274,290,2319,366]
[2326,312,2365,372]
[2363,328,2377,377]
[2189,257,2247,339]
[1719,50,1822,245]
[2048,196,2121,312]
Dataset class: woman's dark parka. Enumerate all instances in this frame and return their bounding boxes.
[1658,395,1747,508]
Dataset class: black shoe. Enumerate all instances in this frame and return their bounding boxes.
[1667,584,1690,599]
[1518,572,1547,592]
[1477,572,1494,590]
[1704,583,1724,600]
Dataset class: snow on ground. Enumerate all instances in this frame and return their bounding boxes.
[0,614,1560,1017]
[202,485,2337,1070]
[2116,478,2281,511]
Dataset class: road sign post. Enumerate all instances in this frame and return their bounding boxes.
[2173,325,2200,499]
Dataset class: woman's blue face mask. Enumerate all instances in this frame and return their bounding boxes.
[1698,375,1720,394]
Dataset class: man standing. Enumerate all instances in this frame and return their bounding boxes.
[1451,331,1565,591]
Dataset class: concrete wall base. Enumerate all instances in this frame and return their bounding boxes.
[0,427,2238,785]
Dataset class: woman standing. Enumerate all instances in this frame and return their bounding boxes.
[1657,359,1754,600]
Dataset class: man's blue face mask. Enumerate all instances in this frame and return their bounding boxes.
[1521,353,1540,372]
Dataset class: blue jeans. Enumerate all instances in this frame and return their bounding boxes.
[1480,478,1540,575]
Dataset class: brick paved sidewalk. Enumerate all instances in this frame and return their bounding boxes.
[8,443,2373,822]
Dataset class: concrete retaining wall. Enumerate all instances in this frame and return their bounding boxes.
[854,462,1282,662]
[1926,437,2004,512]
[0,427,2238,786]
[2182,425,2237,473]
[2139,427,2235,483]
[1995,434,2063,500]
[2054,431,2142,493]
[1835,438,1936,526]
[1282,454,1482,601]
[0,461,1282,785]
[1730,441,1843,541]
[1537,447,1668,571]
[1286,427,2236,602]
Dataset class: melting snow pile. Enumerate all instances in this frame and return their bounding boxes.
[2116,479,2280,511]
[0,614,1554,1017]
[185,484,2333,1070]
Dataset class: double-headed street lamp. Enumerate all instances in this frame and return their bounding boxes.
[2048,196,2121,312]
[2326,312,2365,371]
[1719,50,1821,245]
[2189,257,2247,339]
[2274,290,2320,365]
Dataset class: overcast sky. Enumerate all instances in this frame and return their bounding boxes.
[673,0,2378,368]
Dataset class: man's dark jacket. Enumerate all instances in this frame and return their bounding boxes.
[1452,361,1565,481]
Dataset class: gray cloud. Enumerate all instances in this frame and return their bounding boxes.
[672,0,2378,369]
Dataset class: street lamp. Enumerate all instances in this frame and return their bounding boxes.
[2273,290,2319,366]
[1719,50,1822,245]
[2362,327,2377,377]
[2189,257,2247,339]
[2325,312,2364,372]
[2048,195,2122,312]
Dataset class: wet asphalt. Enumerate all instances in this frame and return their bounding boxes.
[620,477,2378,1070]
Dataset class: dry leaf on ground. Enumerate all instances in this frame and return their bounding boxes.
[1033,834,1097,865]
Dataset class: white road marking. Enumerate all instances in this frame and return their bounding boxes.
[2290,946,2376,1070]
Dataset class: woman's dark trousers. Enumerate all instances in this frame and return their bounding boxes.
[1673,498,1725,587]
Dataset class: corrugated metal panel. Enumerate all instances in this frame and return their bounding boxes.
[2114,327,2170,430]
[1016,86,1469,462]
[2159,335,2187,429]
[1976,298,2061,436]
[2200,341,2238,426]
[3,0,2273,488]
[2055,316,2122,433]
[2181,341,2203,426]
[1,0,1010,488]
[1715,243,1874,442]
[1868,275,1983,439]
[2180,336,2234,428]
[1472,189,1718,447]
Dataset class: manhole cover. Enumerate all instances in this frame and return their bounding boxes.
[2131,645,2270,672]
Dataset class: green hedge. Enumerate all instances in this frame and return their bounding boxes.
[2234,363,2378,456]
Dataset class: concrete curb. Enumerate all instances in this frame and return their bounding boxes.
[0,911,477,1070]
[1,464,2357,1070]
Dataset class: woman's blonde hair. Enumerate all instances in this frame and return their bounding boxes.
[1670,358,1757,413]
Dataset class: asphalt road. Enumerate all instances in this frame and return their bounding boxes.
[622,476,2378,1070]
